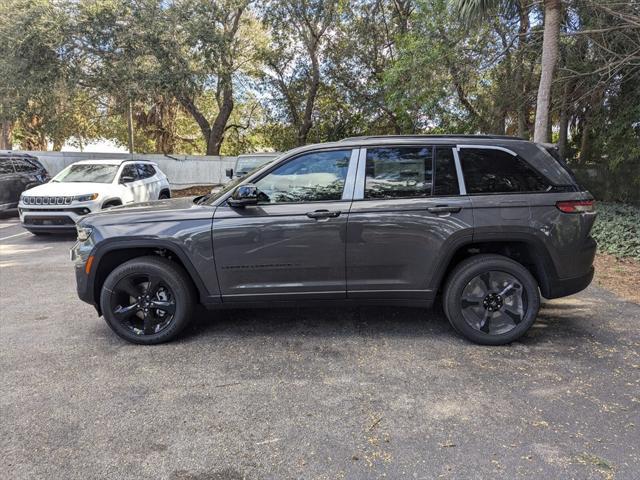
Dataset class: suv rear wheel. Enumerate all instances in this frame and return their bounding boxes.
[443,254,540,345]
[100,256,195,344]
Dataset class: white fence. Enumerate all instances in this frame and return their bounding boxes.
[15,151,237,188]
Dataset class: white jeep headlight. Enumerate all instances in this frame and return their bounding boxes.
[76,225,93,242]
[74,193,99,202]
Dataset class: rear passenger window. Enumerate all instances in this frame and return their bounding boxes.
[460,148,549,194]
[433,147,459,196]
[364,147,433,199]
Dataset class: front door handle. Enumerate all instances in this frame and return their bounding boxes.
[306,209,341,219]
[427,205,462,214]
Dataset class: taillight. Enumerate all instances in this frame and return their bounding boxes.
[556,200,595,213]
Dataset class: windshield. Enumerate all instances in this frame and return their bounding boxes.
[53,164,119,183]
[236,157,273,173]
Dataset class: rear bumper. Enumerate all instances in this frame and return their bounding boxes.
[544,266,594,299]
[543,236,596,299]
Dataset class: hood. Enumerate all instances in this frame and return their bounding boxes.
[79,196,209,227]
[22,181,116,197]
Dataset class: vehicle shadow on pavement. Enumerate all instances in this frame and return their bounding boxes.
[24,232,77,242]
[177,299,601,345]
[184,305,455,341]
[0,210,18,220]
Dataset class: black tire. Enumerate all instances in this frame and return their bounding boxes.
[99,256,196,345]
[159,191,170,200]
[443,254,540,345]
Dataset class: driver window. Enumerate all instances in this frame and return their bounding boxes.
[255,150,351,203]
[120,164,139,182]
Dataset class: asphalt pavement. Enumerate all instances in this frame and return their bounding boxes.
[1,214,638,479]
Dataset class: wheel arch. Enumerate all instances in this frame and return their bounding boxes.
[101,197,123,209]
[89,239,217,314]
[430,235,557,299]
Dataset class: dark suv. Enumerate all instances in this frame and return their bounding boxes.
[0,153,50,211]
[71,135,597,345]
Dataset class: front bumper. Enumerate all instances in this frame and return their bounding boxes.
[70,240,96,307]
[19,202,98,233]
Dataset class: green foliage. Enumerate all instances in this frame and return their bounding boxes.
[1,0,638,191]
[591,203,640,260]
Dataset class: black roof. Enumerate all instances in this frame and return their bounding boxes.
[340,134,523,142]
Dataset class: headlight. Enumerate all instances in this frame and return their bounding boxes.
[76,225,93,242]
[74,193,99,202]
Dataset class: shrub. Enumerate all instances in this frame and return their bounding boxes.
[591,202,640,260]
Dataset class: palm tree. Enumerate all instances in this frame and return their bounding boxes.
[454,0,562,143]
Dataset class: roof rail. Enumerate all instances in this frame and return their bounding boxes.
[340,134,523,141]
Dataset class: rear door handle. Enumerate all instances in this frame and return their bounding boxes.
[306,209,341,219]
[427,205,462,214]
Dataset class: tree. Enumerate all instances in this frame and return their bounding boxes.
[328,0,416,134]
[261,0,342,146]
[0,0,98,150]
[454,0,562,142]
[170,0,259,155]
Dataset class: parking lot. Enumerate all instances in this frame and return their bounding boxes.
[1,214,639,479]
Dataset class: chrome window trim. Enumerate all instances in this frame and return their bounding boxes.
[452,147,467,195]
[456,144,518,157]
[341,148,360,201]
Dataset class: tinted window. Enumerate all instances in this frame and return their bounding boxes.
[120,164,139,182]
[137,164,156,179]
[364,147,433,199]
[460,148,549,194]
[433,147,459,196]
[255,150,351,203]
[0,158,14,175]
[12,158,37,173]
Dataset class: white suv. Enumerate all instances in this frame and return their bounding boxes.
[19,159,170,234]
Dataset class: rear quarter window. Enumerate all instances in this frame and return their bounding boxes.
[460,148,549,194]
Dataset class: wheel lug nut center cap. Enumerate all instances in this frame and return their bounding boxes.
[483,293,503,311]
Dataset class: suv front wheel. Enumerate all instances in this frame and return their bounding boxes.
[443,254,540,345]
[100,256,195,344]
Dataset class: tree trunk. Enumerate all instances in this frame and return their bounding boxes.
[533,0,562,143]
[0,121,13,150]
[127,99,135,154]
[516,1,530,139]
[207,75,234,156]
[297,45,321,147]
[558,82,570,160]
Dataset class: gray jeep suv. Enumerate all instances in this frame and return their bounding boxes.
[71,135,597,345]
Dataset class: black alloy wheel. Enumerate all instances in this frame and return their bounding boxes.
[100,256,195,344]
[109,273,176,336]
[460,270,527,335]
[443,254,540,345]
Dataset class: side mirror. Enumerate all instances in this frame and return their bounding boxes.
[225,168,234,179]
[120,175,135,184]
[228,184,258,208]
